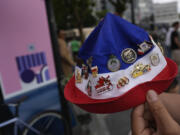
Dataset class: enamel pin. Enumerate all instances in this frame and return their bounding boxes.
[121,48,137,64]
[107,55,120,72]
[95,75,113,94]
[157,42,165,55]
[82,64,89,79]
[86,80,92,96]
[91,66,98,78]
[150,53,160,66]
[75,69,82,83]
[137,41,153,55]
[131,63,151,78]
[149,35,164,55]
[117,76,129,89]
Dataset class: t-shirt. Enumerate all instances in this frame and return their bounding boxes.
[171,31,179,50]
[70,40,80,52]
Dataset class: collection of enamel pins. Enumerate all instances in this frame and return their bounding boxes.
[75,40,161,96]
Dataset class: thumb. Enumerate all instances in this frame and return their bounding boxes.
[146,90,179,131]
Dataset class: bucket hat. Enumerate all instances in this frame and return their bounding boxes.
[64,13,178,113]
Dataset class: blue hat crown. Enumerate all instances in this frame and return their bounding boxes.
[79,13,152,73]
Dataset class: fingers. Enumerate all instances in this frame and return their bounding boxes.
[146,90,180,133]
[131,104,151,135]
[131,104,144,134]
[144,103,153,121]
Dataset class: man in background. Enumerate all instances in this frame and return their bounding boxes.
[171,21,180,65]
[165,25,174,58]
[57,30,75,80]
[69,37,81,62]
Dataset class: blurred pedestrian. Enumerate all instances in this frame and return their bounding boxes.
[171,22,180,65]
[165,25,174,58]
[57,30,75,80]
[69,37,81,62]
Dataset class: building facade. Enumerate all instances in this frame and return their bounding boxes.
[153,2,179,24]
[123,0,153,24]
[138,0,153,20]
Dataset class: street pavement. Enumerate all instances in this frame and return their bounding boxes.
[6,81,132,135]
[105,110,132,135]
[74,109,132,135]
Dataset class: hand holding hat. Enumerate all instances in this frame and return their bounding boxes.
[131,90,180,135]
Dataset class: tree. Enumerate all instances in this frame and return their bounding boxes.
[52,0,69,30]
[108,0,128,17]
[96,9,108,21]
[52,0,96,43]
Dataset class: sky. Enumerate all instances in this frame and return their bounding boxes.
[153,0,180,12]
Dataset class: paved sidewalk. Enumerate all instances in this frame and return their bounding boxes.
[74,109,132,135]
[105,109,131,135]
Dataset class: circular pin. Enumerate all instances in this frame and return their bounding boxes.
[150,53,160,66]
[121,48,137,64]
[107,56,120,72]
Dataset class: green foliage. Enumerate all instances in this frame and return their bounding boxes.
[52,0,69,30]
[52,0,96,30]
[96,9,108,21]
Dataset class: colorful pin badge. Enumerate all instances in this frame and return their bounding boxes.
[131,63,151,78]
[75,69,82,83]
[107,55,120,72]
[86,80,92,96]
[137,41,153,55]
[82,64,89,79]
[157,42,165,55]
[150,53,160,66]
[149,35,165,55]
[95,75,113,94]
[117,76,129,89]
[86,56,93,68]
[121,48,137,63]
[91,66,98,78]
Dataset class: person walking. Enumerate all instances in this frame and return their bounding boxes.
[57,30,75,79]
[171,22,180,66]
[69,37,81,62]
[165,25,174,57]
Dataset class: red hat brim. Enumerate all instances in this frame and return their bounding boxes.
[64,58,178,113]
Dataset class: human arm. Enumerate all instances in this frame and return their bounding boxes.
[58,39,76,66]
[174,36,180,48]
[172,31,180,48]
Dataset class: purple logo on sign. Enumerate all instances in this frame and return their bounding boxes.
[16,52,50,84]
